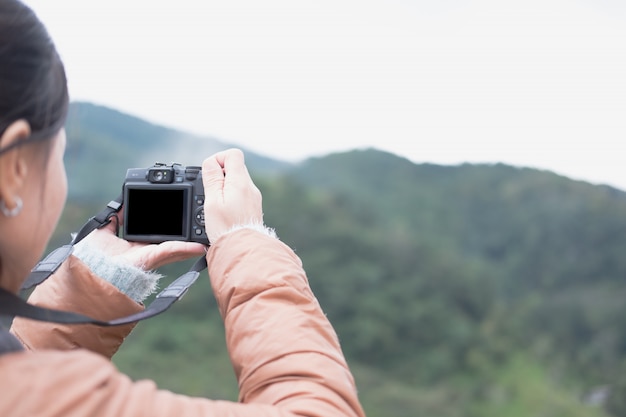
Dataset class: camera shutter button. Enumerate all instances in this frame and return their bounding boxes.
[185,166,201,180]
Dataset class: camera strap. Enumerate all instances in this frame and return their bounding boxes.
[0,193,208,326]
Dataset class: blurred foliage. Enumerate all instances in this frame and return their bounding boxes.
[48,102,626,416]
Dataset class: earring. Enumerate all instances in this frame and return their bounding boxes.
[0,196,23,217]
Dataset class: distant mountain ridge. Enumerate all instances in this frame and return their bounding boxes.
[64,101,293,201]
[289,148,626,290]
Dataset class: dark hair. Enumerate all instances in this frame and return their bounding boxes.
[0,0,69,154]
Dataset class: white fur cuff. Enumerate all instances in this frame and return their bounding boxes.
[72,244,163,303]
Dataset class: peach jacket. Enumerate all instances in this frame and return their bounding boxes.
[0,229,365,417]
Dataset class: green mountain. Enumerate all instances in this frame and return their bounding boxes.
[52,102,626,417]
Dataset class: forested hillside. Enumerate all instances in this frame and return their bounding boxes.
[51,102,626,417]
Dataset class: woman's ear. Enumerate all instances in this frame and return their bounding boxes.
[0,120,31,209]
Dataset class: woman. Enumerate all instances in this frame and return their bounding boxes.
[0,1,366,416]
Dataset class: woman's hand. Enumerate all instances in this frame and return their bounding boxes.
[75,212,207,271]
[202,148,264,243]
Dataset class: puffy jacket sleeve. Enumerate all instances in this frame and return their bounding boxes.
[10,254,142,358]
[205,228,365,417]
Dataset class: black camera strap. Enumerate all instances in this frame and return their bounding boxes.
[0,193,207,326]
[21,193,125,290]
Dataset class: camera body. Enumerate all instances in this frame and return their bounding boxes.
[122,162,209,245]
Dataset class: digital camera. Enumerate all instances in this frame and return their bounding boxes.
[122,162,209,245]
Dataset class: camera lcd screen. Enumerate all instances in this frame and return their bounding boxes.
[125,188,187,237]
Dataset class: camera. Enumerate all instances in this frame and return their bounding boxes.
[122,162,209,245]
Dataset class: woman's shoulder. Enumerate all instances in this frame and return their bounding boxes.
[0,347,116,372]
[0,348,123,388]
[0,348,243,417]
[0,349,136,416]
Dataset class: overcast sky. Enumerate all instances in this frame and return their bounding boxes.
[23,0,626,190]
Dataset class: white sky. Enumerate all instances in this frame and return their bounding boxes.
[23,0,626,190]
